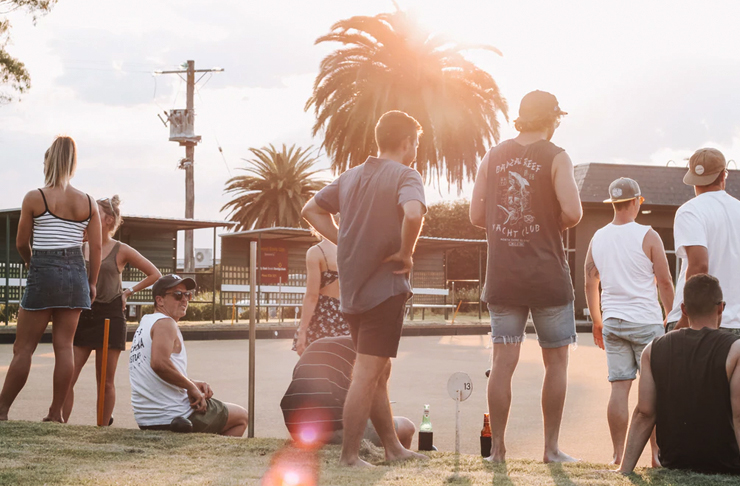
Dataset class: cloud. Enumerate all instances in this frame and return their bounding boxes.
[557,56,740,165]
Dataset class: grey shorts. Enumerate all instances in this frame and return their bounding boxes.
[603,318,664,382]
[138,398,229,434]
[488,301,576,348]
[189,398,230,434]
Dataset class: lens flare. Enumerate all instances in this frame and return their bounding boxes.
[282,470,300,485]
[298,426,318,445]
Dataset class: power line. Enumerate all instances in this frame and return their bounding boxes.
[194,81,232,176]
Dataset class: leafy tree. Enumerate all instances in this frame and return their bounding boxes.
[221,144,327,231]
[306,7,507,190]
[0,1,56,103]
[421,199,486,282]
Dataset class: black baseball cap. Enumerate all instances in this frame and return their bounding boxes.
[152,274,196,298]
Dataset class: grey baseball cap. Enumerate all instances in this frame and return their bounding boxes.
[603,177,643,204]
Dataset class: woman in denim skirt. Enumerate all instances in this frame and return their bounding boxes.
[0,136,102,423]
[63,195,161,425]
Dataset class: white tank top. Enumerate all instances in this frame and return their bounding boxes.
[591,222,664,324]
[32,189,91,250]
[128,312,191,426]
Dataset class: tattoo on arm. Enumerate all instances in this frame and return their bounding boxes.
[586,260,599,278]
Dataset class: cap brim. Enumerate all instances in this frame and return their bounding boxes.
[603,197,638,204]
[683,170,722,186]
[165,277,196,291]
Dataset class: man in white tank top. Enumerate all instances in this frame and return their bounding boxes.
[584,178,675,467]
[128,275,248,436]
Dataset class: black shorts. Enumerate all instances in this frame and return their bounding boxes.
[74,296,127,350]
[345,294,407,358]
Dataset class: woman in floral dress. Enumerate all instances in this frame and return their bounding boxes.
[292,239,349,355]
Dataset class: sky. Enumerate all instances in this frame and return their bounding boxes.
[1,0,739,252]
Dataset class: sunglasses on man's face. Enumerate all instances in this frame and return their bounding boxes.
[165,291,194,301]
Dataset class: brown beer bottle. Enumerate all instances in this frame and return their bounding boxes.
[480,413,492,457]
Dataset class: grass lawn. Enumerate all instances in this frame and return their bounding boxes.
[1,422,737,485]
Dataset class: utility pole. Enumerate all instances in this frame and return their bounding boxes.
[156,60,223,273]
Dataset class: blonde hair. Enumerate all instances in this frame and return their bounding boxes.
[44,136,78,188]
[98,195,124,235]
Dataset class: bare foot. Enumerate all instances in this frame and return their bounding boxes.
[485,453,506,464]
[652,455,661,468]
[339,457,375,468]
[544,450,579,463]
[42,416,64,423]
[609,455,622,466]
[485,445,506,463]
[385,449,428,463]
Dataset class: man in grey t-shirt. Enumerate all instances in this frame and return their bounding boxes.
[302,110,427,467]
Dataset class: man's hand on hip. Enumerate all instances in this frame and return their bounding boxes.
[383,251,413,275]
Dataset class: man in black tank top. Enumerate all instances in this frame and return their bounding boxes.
[620,274,740,475]
[470,91,583,463]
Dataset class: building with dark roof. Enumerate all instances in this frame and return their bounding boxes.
[569,163,740,318]
[0,209,232,324]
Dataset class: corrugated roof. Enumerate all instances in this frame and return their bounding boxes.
[574,163,740,207]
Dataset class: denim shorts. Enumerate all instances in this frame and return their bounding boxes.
[488,301,576,348]
[603,318,664,382]
[21,247,91,311]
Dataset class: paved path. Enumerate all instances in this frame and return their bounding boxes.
[0,333,653,466]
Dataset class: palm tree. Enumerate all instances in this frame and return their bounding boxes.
[306,8,508,190]
[221,144,327,230]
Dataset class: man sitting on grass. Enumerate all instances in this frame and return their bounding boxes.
[281,336,416,450]
[129,274,248,436]
[620,274,740,474]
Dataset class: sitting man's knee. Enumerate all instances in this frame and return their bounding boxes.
[229,403,249,424]
[396,417,416,445]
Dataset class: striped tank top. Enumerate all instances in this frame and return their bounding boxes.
[32,189,92,250]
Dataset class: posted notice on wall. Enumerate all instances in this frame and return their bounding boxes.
[259,242,288,284]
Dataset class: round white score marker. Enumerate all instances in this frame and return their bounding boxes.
[447,372,473,401]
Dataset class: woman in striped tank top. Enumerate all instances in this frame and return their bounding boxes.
[0,136,103,423]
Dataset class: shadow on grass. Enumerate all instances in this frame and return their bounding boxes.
[636,466,740,486]
[623,471,649,486]
[490,462,515,486]
[547,462,577,486]
[444,450,474,485]
[0,421,284,485]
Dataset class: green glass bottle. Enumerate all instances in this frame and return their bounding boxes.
[418,404,434,450]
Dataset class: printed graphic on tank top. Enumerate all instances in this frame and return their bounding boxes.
[483,140,574,307]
